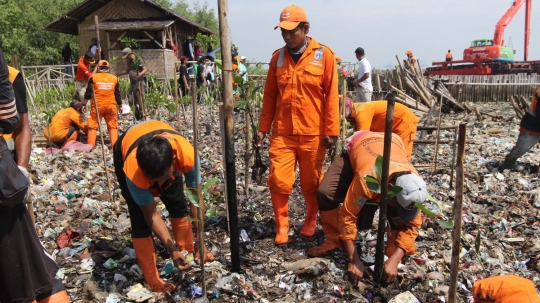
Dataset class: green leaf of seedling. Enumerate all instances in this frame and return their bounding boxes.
[185,190,200,208]
[165,103,176,113]
[375,155,383,179]
[475,232,481,254]
[364,175,381,193]
[387,185,403,201]
[435,219,454,229]
[202,178,219,193]
[415,202,437,219]
[234,75,244,84]
[185,216,200,222]
[205,205,217,221]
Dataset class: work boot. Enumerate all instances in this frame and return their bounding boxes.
[307,208,340,256]
[170,217,194,252]
[109,128,118,149]
[132,237,175,293]
[501,158,516,170]
[36,290,70,303]
[271,192,289,244]
[87,129,97,147]
[300,192,318,237]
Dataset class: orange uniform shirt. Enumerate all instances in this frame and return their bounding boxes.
[121,120,194,194]
[259,37,339,136]
[339,132,422,255]
[89,72,119,107]
[351,101,419,138]
[76,56,92,81]
[446,52,453,59]
[44,107,87,142]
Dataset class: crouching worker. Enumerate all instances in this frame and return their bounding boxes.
[345,99,419,160]
[501,87,540,170]
[113,120,214,293]
[472,275,540,303]
[43,99,92,152]
[83,60,121,149]
[308,131,427,285]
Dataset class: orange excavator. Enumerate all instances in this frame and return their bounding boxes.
[426,0,538,75]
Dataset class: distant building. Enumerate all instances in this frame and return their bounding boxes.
[44,0,217,79]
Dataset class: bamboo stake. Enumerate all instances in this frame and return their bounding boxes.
[244,110,250,196]
[217,0,241,273]
[173,62,181,133]
[191,78,207,295]
[374,93,396,283]
[448,123,467,303]
[432,91,444,174]
[93,16,114,204]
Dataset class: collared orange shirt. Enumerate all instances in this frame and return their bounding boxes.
[90,72,118,106]
[351,101,419,137]
[122,120,194,193]
[44,107,87,142]
[259,37,339,136]
[339,132,421,255]
[76,56,92,81]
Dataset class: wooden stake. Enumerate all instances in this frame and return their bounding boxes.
[173,61,181,132]
[244,110,250,196]
[374,93,396,283]
[218,0,241,273]
[191,78,207,295]
[94,15,114,204]
[432,82,444,174]
[448,124,467,303]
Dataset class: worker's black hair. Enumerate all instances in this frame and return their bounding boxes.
[136,136,174,180]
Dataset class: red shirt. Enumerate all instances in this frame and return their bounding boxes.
[75,56,92,81]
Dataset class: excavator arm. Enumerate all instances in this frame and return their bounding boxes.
[493,0,526,46]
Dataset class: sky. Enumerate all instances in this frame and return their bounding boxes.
[188,0,540,69]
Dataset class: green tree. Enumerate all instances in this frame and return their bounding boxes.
[0,0,83,66]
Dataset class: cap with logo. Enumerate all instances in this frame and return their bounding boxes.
[275,5,308,30]
[122,47,132,59]
[395,173,427,221]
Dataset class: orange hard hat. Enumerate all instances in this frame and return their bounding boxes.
[472,275,540,303]
[406,50,413,55]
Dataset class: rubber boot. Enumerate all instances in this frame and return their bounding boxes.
[307,208,340,256]
[271,192,289,244]
[300,192,318,237]
[170,217,194,252]
[37,290,70,303]
[501,157,516,170]
[132,237,175,292]
[109,128,118,149]
[87,129,97,147]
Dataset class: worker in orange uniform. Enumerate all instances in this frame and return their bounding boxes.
[472,275,540,303]
[256,5,339,244]
[82,60,121,148]
[446,50,453,62]
[112,120,214,293]
[75,51,96,102]
[308,131,427,285]
[345,99,419,160]
[406,50,417,68]
[501,87,540,170]
[43,99,92,151]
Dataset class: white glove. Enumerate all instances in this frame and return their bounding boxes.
[17,165,29,179]
[17,166,30,204]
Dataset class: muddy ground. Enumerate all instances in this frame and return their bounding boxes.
[28,101,540,302]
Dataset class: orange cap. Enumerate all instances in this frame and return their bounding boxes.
[406,50,413,55]
[97,60,110,68]
[472,275,540,303]
[336,57,342,62]
[274,5,308,30]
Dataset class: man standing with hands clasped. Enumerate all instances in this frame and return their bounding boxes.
[353,47,372,103]
[117,48,148,120]
[256,5,339,245]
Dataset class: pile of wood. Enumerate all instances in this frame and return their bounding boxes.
[510,95,531,119]
[386,55,466,117]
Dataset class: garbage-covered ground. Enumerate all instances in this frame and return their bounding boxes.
[29,101,540,303]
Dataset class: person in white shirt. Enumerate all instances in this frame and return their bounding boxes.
[353,47,372,102]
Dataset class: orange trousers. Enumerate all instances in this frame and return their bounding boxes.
[88,104,118,131]
[267,134,326,194]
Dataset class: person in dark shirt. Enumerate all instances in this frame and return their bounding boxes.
[178,56,190,97]
[61,42,72,77]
